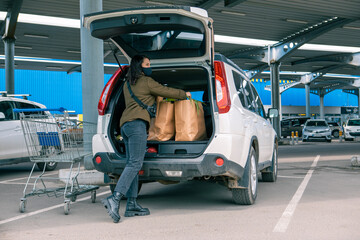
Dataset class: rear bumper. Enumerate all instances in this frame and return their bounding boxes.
[93,152,244,181]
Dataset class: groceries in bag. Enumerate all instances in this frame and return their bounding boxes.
[148,97,175,141]
[174,99,207,141]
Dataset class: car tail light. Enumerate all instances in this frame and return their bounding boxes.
[98,66,128,115]
[139,170,145,175]
[214,61,231,114]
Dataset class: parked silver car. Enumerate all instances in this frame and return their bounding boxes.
[302,119,332,143]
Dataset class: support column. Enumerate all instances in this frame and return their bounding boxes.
[358,88,360,118]
[80,0,104,170]
[319,93,325,119]
[279,93,282,120]
[305,84,311,117]
[270,62,281,138]
[3,37,16,94]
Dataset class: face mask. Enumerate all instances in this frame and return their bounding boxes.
[142,67,152,76]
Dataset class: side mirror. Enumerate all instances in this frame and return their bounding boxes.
[267,108,279,118]
[0,112,5,120]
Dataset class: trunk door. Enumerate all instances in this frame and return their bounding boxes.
[83,6,214,65]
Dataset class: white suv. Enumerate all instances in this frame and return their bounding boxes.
[344,118,360,141]
[85,6,278,205]
[0,93,57,171]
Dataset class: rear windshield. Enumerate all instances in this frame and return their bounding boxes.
[348,119,360,126]
[113,29,205,59]
[306,121,327,127]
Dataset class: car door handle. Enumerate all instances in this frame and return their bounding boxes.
[14,126,22,132]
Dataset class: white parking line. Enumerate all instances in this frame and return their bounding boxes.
[278,175,305,179]
[0,190,111,226]
[273,155,320,233]
[0,172,58,184]
[0,182,34,185]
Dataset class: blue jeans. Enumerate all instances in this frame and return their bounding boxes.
[114,120,147,198]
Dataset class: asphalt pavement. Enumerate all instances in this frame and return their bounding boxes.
[0,140,359,240]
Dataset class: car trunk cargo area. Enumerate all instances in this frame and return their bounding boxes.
[108,66,213,158]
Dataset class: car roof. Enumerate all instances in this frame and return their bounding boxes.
[0,96,46,108]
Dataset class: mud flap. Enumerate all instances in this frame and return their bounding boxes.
[228,160,250,189]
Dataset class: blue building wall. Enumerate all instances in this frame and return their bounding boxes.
[0,69,358,114]
[0,69,112,114]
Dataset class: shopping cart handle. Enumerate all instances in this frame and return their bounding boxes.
[13,107,67,113]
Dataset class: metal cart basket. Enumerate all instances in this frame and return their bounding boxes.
[13,108,99,215]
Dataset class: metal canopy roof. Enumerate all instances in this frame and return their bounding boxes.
[0,0,359,91]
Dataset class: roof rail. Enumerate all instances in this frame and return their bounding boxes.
[0,91,31,100]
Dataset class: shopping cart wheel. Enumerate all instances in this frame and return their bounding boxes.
[70,195,77,202]
[19,198,27,213]
[64,200,70,215]
[91,191,96,203]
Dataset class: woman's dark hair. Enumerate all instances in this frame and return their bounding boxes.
[126,55,149,85]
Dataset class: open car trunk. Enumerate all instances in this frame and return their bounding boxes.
[108,66,213,158]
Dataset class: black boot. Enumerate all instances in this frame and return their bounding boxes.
[101,191,123,223]
[124,198,150,217]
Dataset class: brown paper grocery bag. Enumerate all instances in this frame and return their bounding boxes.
[147,97,175,141]
[174,99,207,141]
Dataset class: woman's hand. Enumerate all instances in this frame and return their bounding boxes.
[186,92,192,99]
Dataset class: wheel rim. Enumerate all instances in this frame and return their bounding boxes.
[250,153,257,195]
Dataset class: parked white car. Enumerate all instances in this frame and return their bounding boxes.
[344,118,360,141]
[0,94,58,171]
[85,6,278,205]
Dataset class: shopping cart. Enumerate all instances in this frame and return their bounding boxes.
[13,108,99,215]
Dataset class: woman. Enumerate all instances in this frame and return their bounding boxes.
[102,55,191,223]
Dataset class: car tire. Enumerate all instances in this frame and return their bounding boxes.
[232,147,258,205]
[332,130,339,138]
[326,139,332,143]
[36,162,58,171]
[262,142,278,182]
[302,139,307,142]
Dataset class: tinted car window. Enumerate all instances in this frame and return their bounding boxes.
[306,121,327,127]
[292,119,301,127]
[0,101,15,121]
[328,122,339,127]
[250,84,265,118]
[232,71,246,107]
[348,120,360,126]
[15,102,43,117]
[242,80,256,112]
[281,120,290,127]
